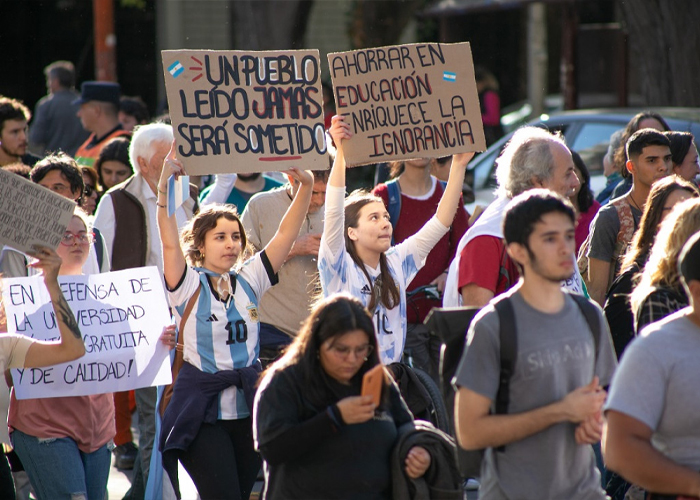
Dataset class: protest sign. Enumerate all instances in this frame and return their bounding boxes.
[162,49,328,175]
[328,42,486,166]
[0,168,75,254]
[2,267,172,399]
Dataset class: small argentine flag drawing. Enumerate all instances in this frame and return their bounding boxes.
[168,61,184,78]
[443,71,457,82]
[167,174,190,217]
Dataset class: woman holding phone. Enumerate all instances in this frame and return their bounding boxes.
[253,293,430,500]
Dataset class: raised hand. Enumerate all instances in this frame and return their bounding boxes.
[452,151,475,170]
[26,246,63,282]
[329,114,352,146]
[283,167,314,187]
[159,139,187,189]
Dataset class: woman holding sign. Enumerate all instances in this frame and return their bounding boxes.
[157,142,313,500]
[319,115,473,365]
[254,293,430,499]
[9,208,115,500]
[0,245,86,499]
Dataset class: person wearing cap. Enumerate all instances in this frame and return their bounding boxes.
[603,229,700,499]
[74,81,130,168]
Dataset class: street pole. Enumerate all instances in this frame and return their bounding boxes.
[94,0,117,81]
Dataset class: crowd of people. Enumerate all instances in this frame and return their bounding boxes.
[0,57,699,500]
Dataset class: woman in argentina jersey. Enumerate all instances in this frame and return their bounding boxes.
[156,143,313,500]
[319,115,474,364]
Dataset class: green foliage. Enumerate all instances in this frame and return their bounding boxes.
[120,0,146,9]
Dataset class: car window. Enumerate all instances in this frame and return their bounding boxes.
[569,123,622,175]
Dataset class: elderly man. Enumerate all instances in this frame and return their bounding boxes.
[94,122,197,482]
[444,126,582,308]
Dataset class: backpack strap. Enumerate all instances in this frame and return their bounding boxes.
[498,243,512,291]
[92,227,104,271]
[158,285,201,417]
[189,183,200,215]
[493,296,517,452]
[385,179,401,245]
[568,293,601,363]
[385,178,448,246]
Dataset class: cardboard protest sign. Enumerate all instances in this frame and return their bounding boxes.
[0,168,75,254]
[162,49,328,175]
[328,42,486,166]
[2,267,172,399]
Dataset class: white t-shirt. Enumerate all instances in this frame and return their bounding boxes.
[318,185,448,364]
[167,252,276,419]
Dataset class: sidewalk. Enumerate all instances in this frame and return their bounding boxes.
[107,454,263,500]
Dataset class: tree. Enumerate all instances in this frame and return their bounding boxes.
[347,0,425,49]
[231,1,314,50]
[618,0,700,106]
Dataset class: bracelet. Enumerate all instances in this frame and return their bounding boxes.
[156,203,166,208]
[158,187,167,195]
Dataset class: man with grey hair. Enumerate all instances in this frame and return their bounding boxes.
[93,122,197,482]
[29,61,88,156]
[444,126,581,307]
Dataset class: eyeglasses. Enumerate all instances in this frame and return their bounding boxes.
[60,231,93,246]
[328,343,374,360]
[84,184,96,197]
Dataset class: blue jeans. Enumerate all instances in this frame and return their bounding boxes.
[11,430,110,500]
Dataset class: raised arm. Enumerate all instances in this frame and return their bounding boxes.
[435,151,474,227]
[328,115,351,190]
[455,377,605,450]
[262,168,313,273]
[22,246,85,367]
[156,141,188,289]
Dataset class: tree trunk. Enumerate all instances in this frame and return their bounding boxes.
[231,1,314,50]
[618,0,700,106]
[347,0,423,49]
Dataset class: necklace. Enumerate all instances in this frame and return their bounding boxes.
[627,193,642,212]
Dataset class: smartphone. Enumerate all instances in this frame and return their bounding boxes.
[361,364,384,406]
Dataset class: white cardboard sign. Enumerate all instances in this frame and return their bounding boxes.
[2,267,172,399]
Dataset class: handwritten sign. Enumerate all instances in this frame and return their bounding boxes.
[162,49,328,175]
[328,42,486,166]
[1,267,172,399]
[0,168,75,254]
